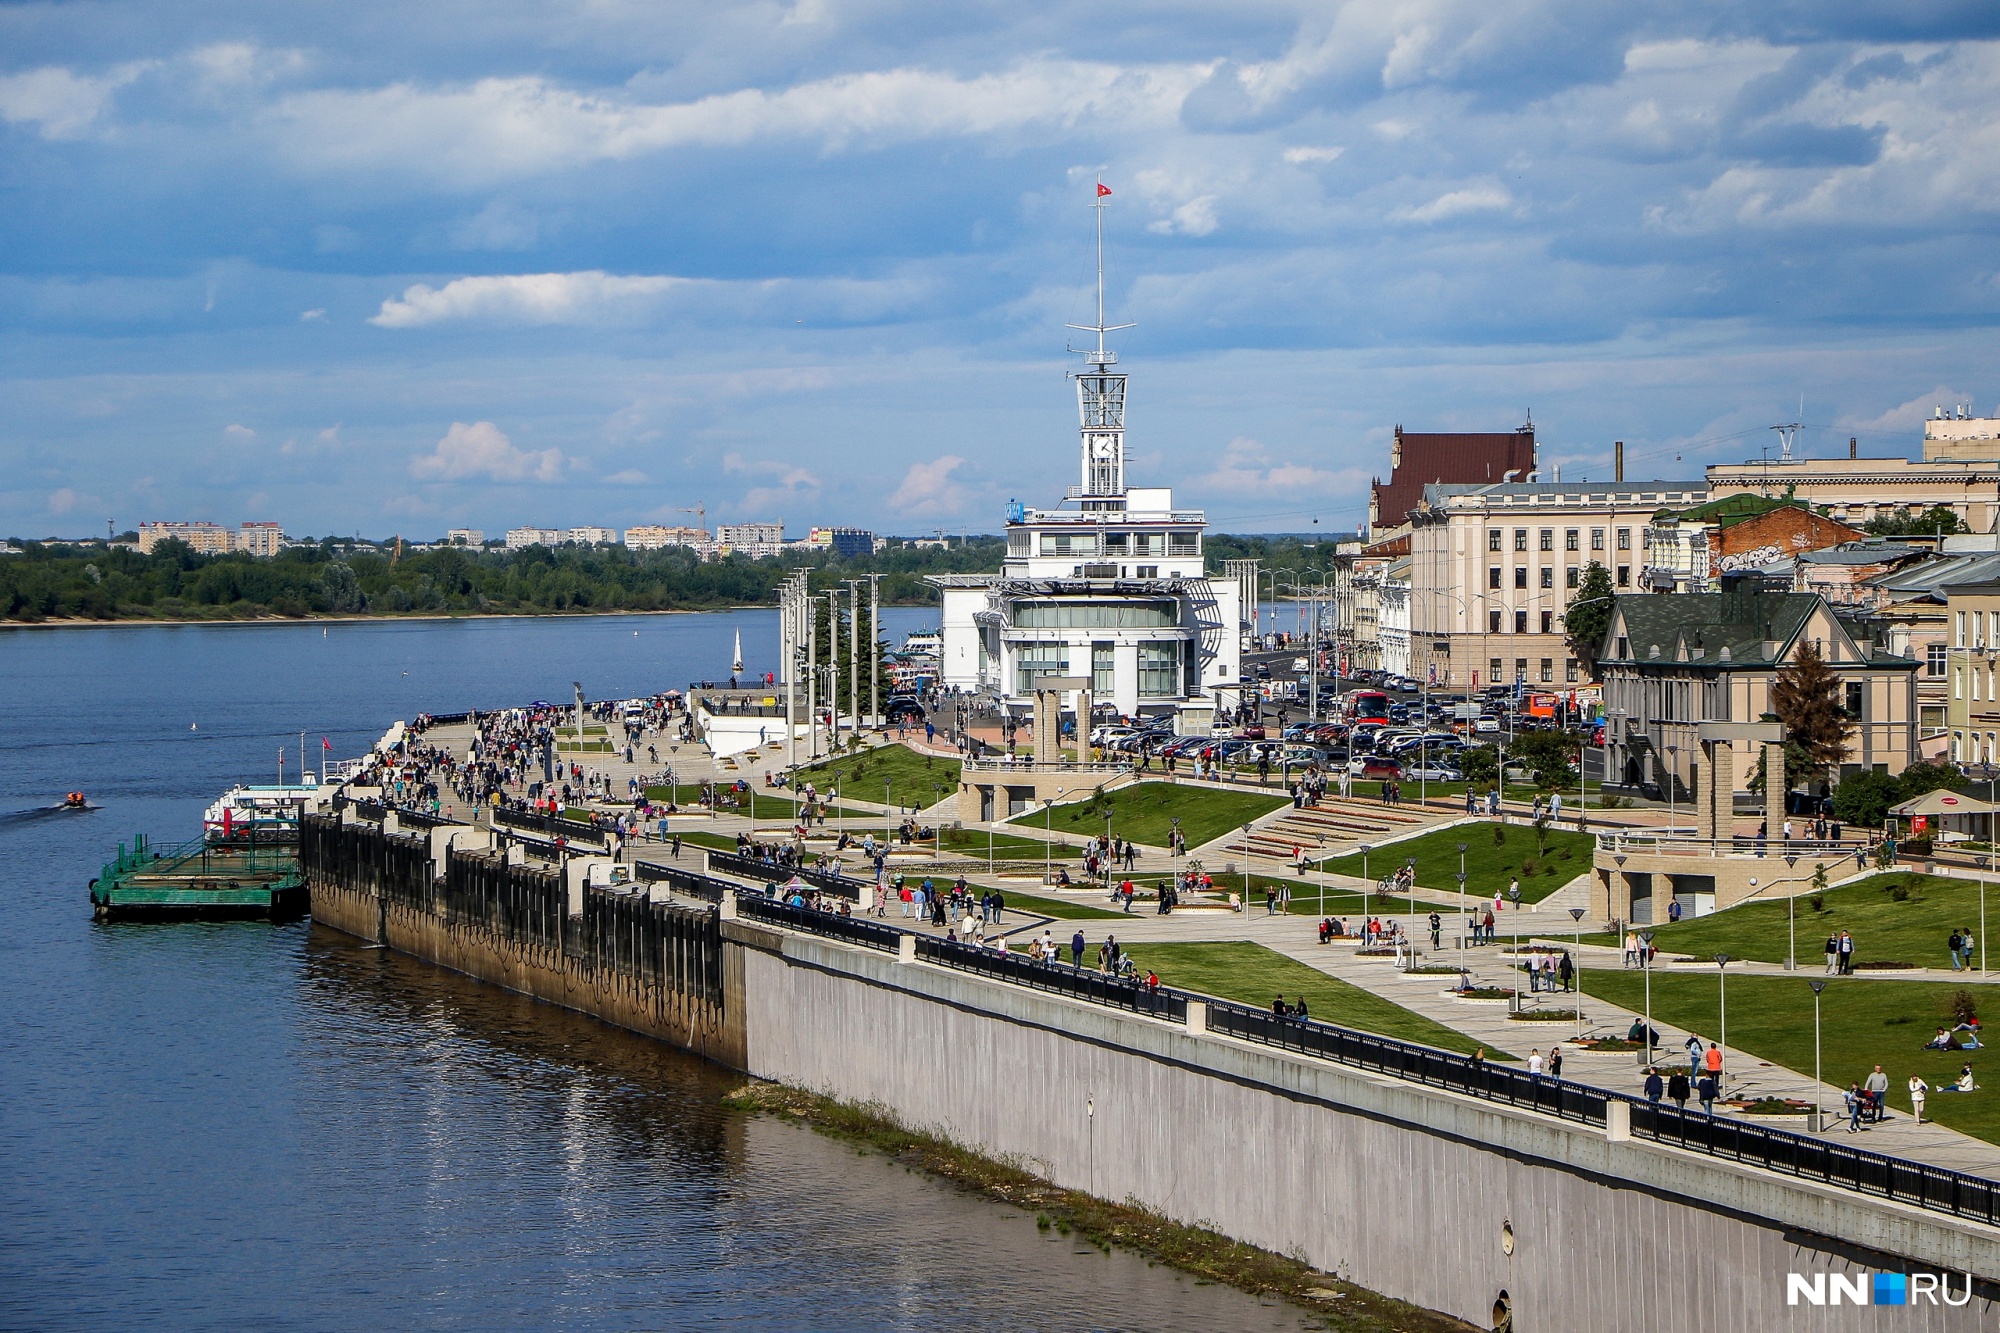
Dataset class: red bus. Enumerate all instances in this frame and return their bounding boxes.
[1341,690,1391,728]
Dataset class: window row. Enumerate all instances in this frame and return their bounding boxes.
[1483,656,1578,684]
[1489,527,1631,553]
[1037,531,1199,557]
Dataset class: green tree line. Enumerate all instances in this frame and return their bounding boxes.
[0,537,1007,622]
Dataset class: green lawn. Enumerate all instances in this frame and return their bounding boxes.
[795,743,963,808]
[1015,782,1287,848]
[1583,873,1994,970]
[938,826,1080,859]
[1314,821,1592,904]
[1585,968,2000,1144]
[642,784,867,819]
[1116,941,1496,1056]
[998,889,1126,921]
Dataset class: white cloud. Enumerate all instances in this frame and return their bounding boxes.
[47,487,79,515]
[299,307,326,321]
[1193,437,1352,497]
[0,63,147,139]
[371,271,682,327]
[410,421,566,482]
[603,468,649,484]
[723,451,820,514]
[1147,196,1219,237]
[1283,145,1344,164]
[888,455,969,516]
[224,423,255,440]
[1398,183,1513,223]
[266,60,1207,186]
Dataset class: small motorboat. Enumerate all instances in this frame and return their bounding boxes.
[63,792,89,809]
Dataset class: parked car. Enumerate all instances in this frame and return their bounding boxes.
[1349,755,1404,779]
[1472,715,1502,733]
[1405,762,1464,781]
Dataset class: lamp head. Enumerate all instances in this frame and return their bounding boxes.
[1714,952,1730,967]
[1809,979,1827,995]
[1569,907,1586,922]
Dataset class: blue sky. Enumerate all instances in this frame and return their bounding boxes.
[5,1,2000,539]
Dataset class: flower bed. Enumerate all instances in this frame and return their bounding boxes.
[1444,986,1517,1003]
[1853,960,1920,971]
[1507,1008,1582,1022]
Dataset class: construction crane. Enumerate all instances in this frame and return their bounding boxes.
[679,504,706,537]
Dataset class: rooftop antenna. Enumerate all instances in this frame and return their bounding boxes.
[1770,393,1803,464]
[1065,182,1137,500]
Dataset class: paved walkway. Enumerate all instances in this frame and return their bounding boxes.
[411,717,2000,1180]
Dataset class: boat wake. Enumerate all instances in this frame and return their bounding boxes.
[0,802,98,824]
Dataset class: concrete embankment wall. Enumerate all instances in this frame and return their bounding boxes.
[302,816,2000,1331]
[733,924,2000,1333]
[303,815,742,1069]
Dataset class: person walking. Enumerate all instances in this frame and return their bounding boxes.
[1962,927,1977,972]
[1949,928,1965,971]
[1643,1067,1663,1103]
[1909,1073,1930,1125]
[1839,930,1856,976]
[1684,1032,1704,1076]
[1527,1049,1544,1077]
[1429,912,1442,948]
[1070,929,1086,968]
[1624,931,1640,969]
[1865,1065,1890,1122]
[1548,1046,1563,1080]
[1703,1040,1723,1087]
[1824,932,1840,976]
[1696,1072,1719,1115]
[1843,1082,1864,1133]
[1667,1069,1691,1113]
[1558,949,1575,993]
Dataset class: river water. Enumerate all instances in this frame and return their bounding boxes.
[0,613,1316,1332]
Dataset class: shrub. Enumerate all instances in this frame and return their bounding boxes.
[1948,989,1980,1026]
[1807,894,1825,913]
[1492,823,1507,847]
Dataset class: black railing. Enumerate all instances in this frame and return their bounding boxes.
[1627,1099,2000,1225]
[737,895,906,951]
[916,936,1189,1022]
[707,848,861,899]
[1207,1001,1607,1126]
[632,859,737,904]
[492,807,608,844]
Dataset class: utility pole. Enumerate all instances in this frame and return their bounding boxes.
[826,589,840,748]
[806,589,818,760]
[846,579,861,745]
[869,574,882,728]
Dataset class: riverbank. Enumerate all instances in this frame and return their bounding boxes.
[0,604,942,630]
[724,1081,1476,1333]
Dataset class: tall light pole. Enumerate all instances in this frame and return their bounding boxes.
[1316,832,1327,920]
[1359,843,1371,930]
[1456,841,1469,965]
[1641,929,1655,1063]
[1784,852,1800,971]
[1242,822,1255,906]
[1569,906,1587,1041]
[1809,978,1828,1132]
[1665,744,1678,830]
[868,573,882,728]
[1715,952,1732,1093]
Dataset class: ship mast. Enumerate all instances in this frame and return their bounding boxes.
[1067,185,1136,503]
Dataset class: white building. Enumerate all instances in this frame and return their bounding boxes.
[565,526,617,546]
[504,527,566,550]
[624,524,707,551]
[715,522,786,558]
[445,529,484,547]
[1378,554,1411,680]
[931,210,1239,728]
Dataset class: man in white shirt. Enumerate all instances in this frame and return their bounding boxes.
[1527,1049,1544,1076]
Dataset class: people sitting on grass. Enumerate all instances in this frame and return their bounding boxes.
[1926,1027,1954,1051]
[1936,1064,1979,1094]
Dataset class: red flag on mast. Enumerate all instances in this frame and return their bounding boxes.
[1096,183,1112,197]
[322,736,332,750]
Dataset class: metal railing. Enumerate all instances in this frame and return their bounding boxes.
[730,898,2000,1226]
[708,848,861,899]
[491,807,609,844]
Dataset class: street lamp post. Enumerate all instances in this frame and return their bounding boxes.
[1045,796,1056,886]
[1809,978,1828,1132]
[1360,843,1372,929]
[1641,929,1656,1063]
[1784,852,1800,971]
[1316,832,1327,920]
[1715,952,1732,1092]
[1665,744,1678,831]
[1242,823,1255,908]
[1569,906,1587,1041]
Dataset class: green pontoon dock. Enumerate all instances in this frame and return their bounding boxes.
[89,835,307,921]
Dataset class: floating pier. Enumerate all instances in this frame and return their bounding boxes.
[89,834,307,921]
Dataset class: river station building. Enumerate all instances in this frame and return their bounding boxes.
[930,209,1241,729]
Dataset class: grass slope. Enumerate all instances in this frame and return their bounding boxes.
[1017,782,1287,849]
[1316,822,1592,904]
[1585,872,1992,969]
[938,826,1080,859]
[1117,941,1494,1056]
[797,743,962,807]
[1585,969,2000,1145]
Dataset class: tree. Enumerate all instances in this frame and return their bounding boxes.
[1564,562,1615,680]
[1832,768,1900,829]
[1897,759,1968,801]
[1769,640,1849,788]
[1513,728,1582,791]
[1864,504,1967,537]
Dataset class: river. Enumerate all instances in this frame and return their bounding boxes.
[0,612,1316,1332]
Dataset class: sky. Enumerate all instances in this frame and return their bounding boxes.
[5,1,2000,540]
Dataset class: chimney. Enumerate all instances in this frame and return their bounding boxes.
[1849,437,1858,459]
[1614,441,1624,482]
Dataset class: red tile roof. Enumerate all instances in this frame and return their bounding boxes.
[1371,426,1537,532]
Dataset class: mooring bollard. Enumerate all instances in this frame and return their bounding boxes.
[1605,1101,1631,1142]
[718,892,736,921]
[897,933,917,964]
[1186,999,1208,1035]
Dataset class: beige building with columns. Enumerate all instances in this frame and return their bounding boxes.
[1406,479,1709,692]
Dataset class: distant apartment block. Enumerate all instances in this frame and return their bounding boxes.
[624,524,708,551]
[715,522,786,558]
[445,529,485,547]
[237,522,284,557]
[138,521,283,555]
[565,526,618,546]
[504,526,566,550]
[805,526,875,558]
